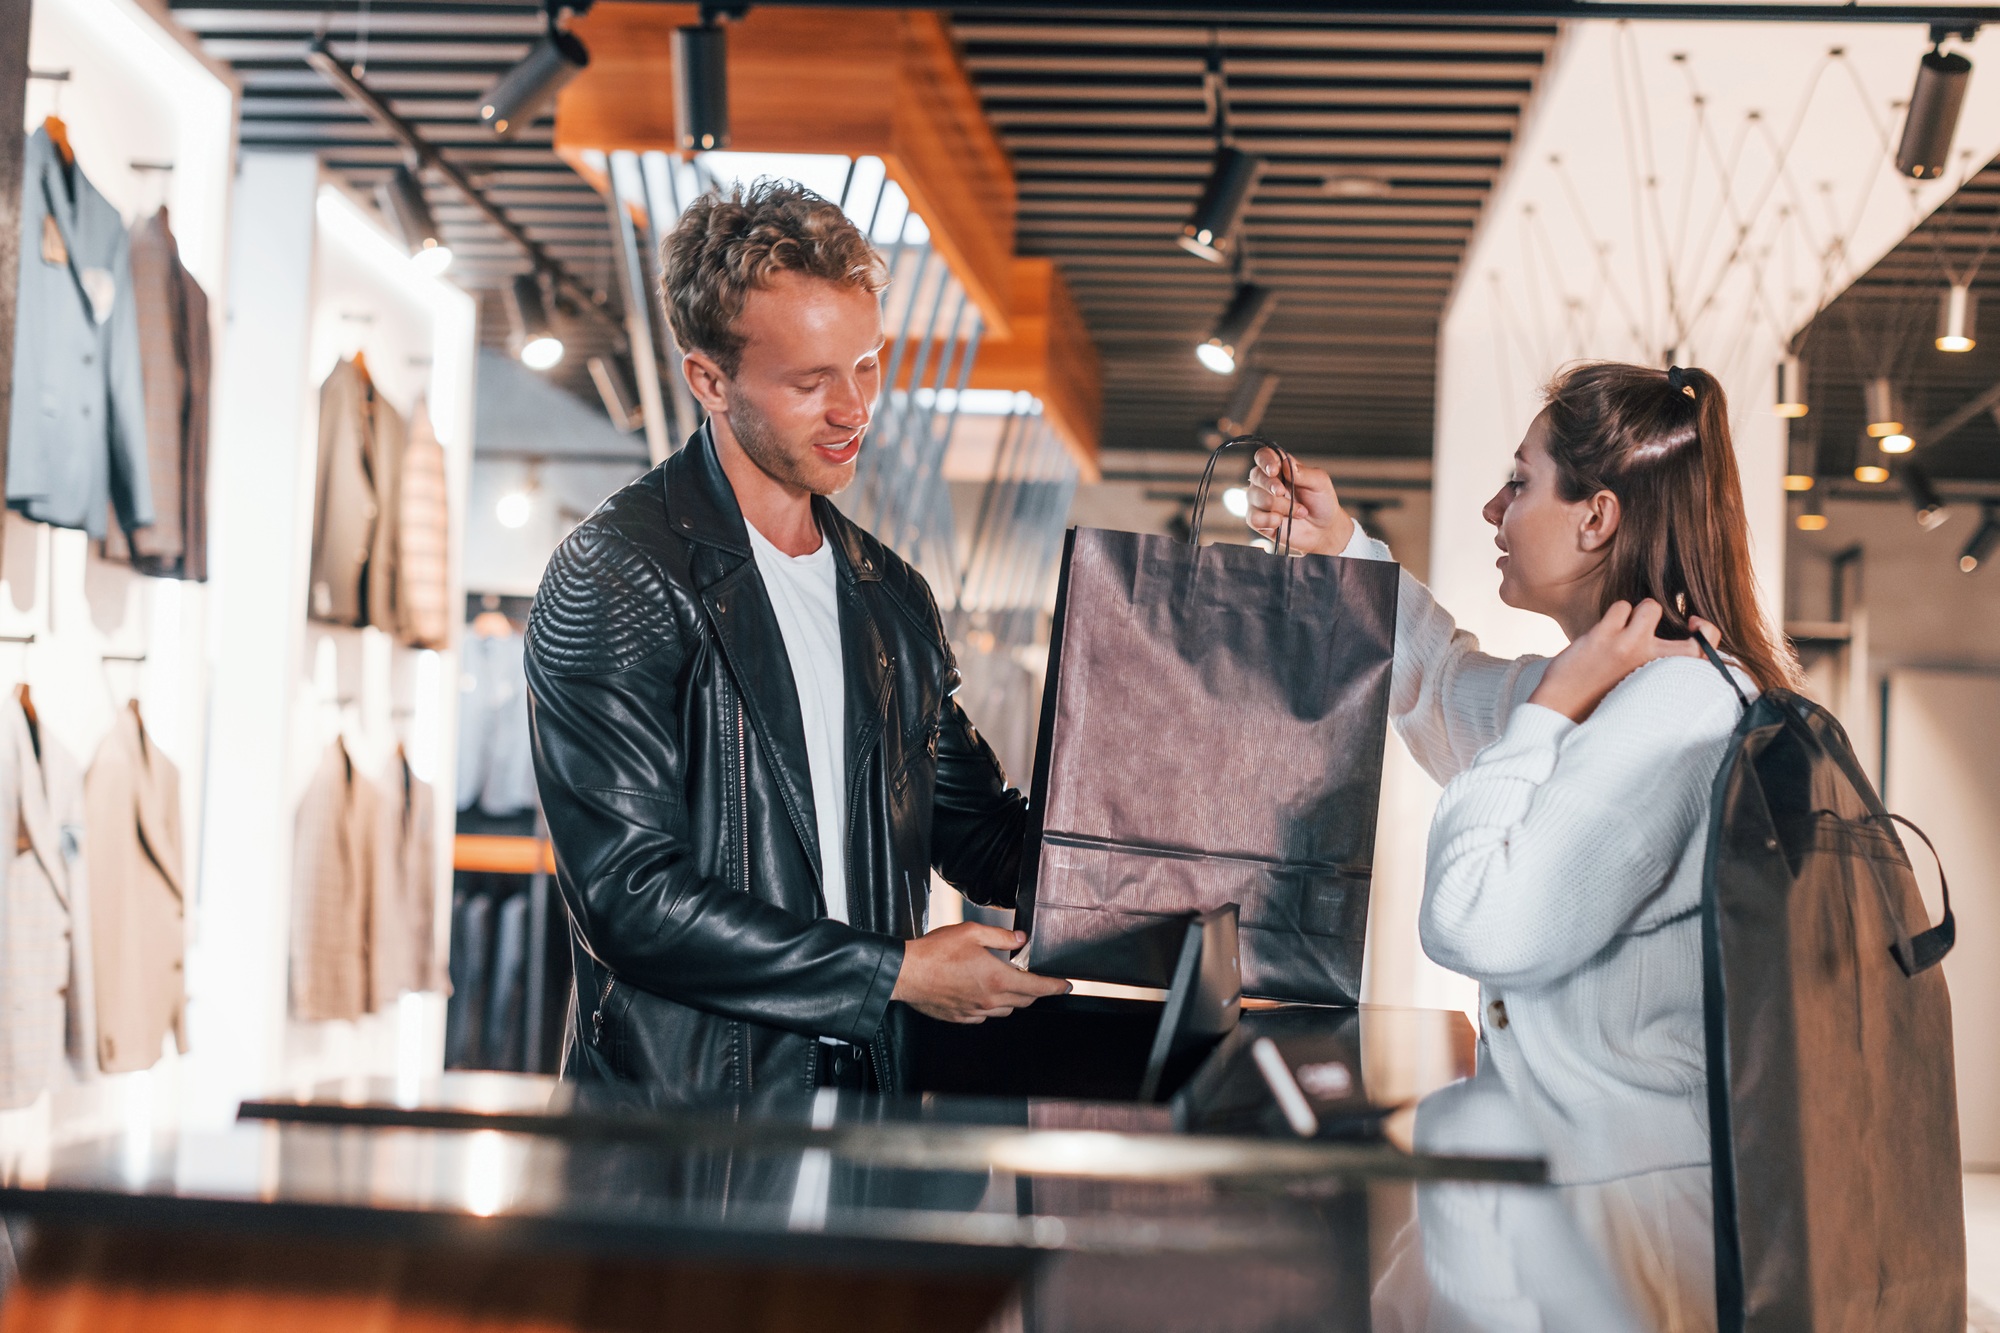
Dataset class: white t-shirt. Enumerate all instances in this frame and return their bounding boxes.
[746,520,849,925]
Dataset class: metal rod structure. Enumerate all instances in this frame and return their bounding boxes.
[606,151,673,463]
[304,39,617,333]
[1917,379,2000,451]
[761,0,2000,22]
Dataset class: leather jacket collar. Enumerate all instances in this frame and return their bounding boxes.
[662,420,886,586]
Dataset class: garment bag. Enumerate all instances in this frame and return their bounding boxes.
[1015,438,1398,1004]
[1696,640,1963,1332]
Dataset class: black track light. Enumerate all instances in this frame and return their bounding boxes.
[673,21,729,152]
[1178,147,1262,264]
[480,24,589,139]
[509,273,564,370]
[379,165,451,275]
[1899,461,1950,531]
[1896,41,1973,179]
[1196,283,1277,376]
[1219,368,1280,437]
[1962,503,2000,572]
[588,355,642,431]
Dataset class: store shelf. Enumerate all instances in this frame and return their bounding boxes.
[453,834,553,875]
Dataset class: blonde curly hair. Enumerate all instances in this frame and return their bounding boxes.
[661,178,887,375]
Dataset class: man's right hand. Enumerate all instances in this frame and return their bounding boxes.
[1244,447,1355,557]
[892,923,1071,1024]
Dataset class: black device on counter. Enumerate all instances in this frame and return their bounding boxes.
[1137,904,1241,1101]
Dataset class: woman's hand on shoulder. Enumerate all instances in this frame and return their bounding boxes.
[1244,448,1356,557]
[1528,601,1721,723]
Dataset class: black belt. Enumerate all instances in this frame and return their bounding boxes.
[815,1041,872,1091]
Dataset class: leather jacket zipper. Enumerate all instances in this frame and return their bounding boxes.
[590,971,617,1049]
[737,692,750,895]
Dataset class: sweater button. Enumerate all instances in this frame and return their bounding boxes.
[1487,999,1509,1031]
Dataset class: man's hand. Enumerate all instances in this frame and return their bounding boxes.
[1244,447,1355,557]
[1528,600,1720,723]
[892,923,1071,1024]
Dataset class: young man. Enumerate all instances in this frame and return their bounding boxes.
[526,181,1067,1096]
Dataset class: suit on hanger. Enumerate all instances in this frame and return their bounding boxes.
[85,702,187,1073]
[0,697,94,1107]
[105,208,211,581]
[308,358,404,629]
[373,749,440,1007]
[394,401,450,649]
[7,128,154,540]
[291,737,379,1022]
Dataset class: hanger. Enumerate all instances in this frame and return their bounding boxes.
[15,683,40,761]
[351,348,370,380]
[29,71,73,166]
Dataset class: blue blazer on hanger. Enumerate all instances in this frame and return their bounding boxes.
[7,127,153,540]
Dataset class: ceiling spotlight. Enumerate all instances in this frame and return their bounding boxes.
[1796,489,1828,532]
[1784,473,1815,492]
[1178,146,1263,263]
[1324,173,1391,198]
[1773,354,1808,417]
[496,461,541,530]
[1854,463,1891,484]
[1937,282,1978,352]
[1881,432,1916,454]
[1196,282,1277,375]
[1864,377,1903,437]
[379,164,451,276]
[480,24,590,139]
[1895,43,1973,180]
[1961,502,2000,572]
[1900,461,1951,530]
[673,20,729,152]
[1218,368,1280,438]
[509,273,564,370]
[1222,486,1250,518]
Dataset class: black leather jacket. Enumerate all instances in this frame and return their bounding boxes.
[525,424,1026,1096]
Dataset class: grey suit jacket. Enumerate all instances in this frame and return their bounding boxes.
[106,208,210,581]
[84,701,187,1073]
[7,129,154,540]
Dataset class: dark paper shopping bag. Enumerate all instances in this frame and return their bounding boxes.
[1016,442,1398,1004]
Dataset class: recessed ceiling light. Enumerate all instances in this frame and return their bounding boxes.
[1324,174,1391,198]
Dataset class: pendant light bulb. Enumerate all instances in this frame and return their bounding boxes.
[480,26,590,139]
[1896,46,1973,180]
[1796,489,1828,532]
[1936,283,1977,352]
[1196,282,1277,377]
[672,21,730,152]
[1178,147,1263,264]
[509,272,564,371]
[1773,354,1808,417]
[1864,377,1903,437]
[1855,464,1891,484]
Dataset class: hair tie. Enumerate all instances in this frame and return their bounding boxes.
[1666,365,1696,399]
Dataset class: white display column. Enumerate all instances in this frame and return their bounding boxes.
[190,156,473,1126]
[1365,19,2000,1015]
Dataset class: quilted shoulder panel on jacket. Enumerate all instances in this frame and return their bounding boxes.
[529,518,680,677]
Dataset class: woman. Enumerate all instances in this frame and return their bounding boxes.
[1245,362,1799,1331]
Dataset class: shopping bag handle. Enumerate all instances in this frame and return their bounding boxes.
[1877,813,1955,975]
[1191,434,1297,556]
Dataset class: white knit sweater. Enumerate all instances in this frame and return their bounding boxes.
[1345,527,1750,1185]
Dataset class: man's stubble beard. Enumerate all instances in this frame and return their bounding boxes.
[726,388,857,499]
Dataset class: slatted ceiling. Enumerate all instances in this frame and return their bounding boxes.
[167,0,620,401]
[1795,159,2000,485]
[951,10,1558,462]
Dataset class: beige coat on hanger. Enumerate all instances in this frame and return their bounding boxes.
[290,737,379,1022]
[0,696,94,1106]
[85,701,187,1073]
